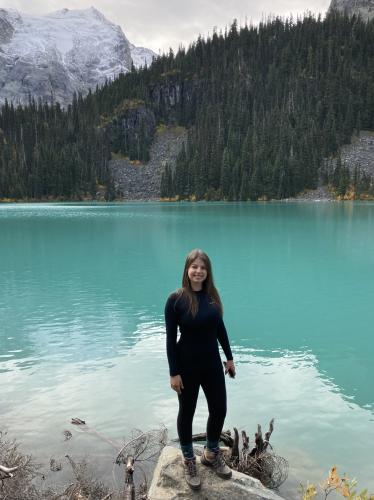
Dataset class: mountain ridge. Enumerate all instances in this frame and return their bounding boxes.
[0,7,156,106]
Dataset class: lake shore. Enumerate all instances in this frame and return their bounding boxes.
[2,184,374,203]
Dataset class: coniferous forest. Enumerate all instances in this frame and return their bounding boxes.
[1,10,374,200]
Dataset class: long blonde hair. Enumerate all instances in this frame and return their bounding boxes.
[174,249,223,318]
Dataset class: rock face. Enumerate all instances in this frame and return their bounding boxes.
[0,7,156,107]
[150,75,198,124]
[106,103,157,161]
[150,77,194,109]
[0,14,14,44]
[147,446,284,500]
[337,131,374,177]
[329,0,374,20]
[110,126,187,200]
[323,130,374,184]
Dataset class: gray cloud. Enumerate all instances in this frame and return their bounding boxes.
[2,0,331,53]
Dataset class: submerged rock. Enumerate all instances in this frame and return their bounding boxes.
[148,446,284,500]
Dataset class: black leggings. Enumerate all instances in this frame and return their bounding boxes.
[177,361,227,446]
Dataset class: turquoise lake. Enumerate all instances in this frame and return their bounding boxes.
[0,202,373,498]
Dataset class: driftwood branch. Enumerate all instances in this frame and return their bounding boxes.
[123,455,135,500]
[115,432,148,465]
[101,494,113,500]
[241,430,249,449]
[263,418,274,452]
[255,424,263,455]
[231,428,240,463]
[71,417,122,450]
[191,417,288,490]
[0,464,19,477]
[189,431,233,447]
[69,419,166,499]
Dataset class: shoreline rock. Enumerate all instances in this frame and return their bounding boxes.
[147,446,284,500]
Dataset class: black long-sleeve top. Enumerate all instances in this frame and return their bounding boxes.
[164,289,233,376]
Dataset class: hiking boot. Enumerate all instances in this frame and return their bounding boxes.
[183,456,201,490]
[200,446,232,479]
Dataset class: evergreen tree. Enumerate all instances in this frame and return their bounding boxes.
[1,11,374,200]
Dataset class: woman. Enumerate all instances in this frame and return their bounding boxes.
[164,248,236,490]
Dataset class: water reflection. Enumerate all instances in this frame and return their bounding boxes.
[1,202,374,497]
[1,202,373,408]
[1,326,374,498]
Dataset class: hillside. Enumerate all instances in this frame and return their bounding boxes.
[0,11,374,201]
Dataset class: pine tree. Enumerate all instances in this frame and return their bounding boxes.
[220,147,232,199]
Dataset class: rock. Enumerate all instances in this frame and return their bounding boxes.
[329,0,374,20]
[105,102,156,159]
[150,76,195,109]
[110,125,187,200]
[322,130,374,183]
[147,446,284,500]
[150,75,198,124]
[292,185,334,201]
[283,131,374,201]
[0,7,156,107]
[0,13,14,44]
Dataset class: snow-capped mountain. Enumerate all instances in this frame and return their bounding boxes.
[329,0,374,20]
[0,7,156,107]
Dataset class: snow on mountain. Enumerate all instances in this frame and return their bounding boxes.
[0,7,156,107]
[130,43,156,69]
[329,0,374,20]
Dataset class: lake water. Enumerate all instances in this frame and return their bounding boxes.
[0,202,373,498]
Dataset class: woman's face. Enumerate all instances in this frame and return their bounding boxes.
[187,257,208,288]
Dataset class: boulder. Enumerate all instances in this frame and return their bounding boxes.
[148,446,284,500]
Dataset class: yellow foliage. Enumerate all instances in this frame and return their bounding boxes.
[160,68,182,78]
[342,190,356,201]
[155,123,167,135]
[301,466,373,500]
[321,465,342,488]
[111,151,129,161]
[330,184,374,201]
[299,482,317,500]
[159,196,179,202]
[155,124,187,137]
[99,99,145,128]
[359,193,374,201]
[113,99,145,115]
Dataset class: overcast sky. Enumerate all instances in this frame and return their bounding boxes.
[3,0,331,53]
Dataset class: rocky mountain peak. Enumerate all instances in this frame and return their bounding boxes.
[329,0,374,20]
[0,7,156,107]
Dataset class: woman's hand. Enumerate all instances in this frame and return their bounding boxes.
[170,375,184,394]
[224,360,236,378]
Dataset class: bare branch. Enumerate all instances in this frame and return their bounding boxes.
[100,494,113,500]
[0,464,19,477]
[70,417,122,450]
[189,431,233,447]
[241,431,249,449]
[231,428,239,463]
[263,418,274,452]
